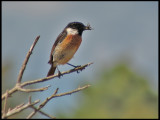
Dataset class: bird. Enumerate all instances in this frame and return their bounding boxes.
[47,22,92,77]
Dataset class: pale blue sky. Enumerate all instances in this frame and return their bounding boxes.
[2,1,158,118]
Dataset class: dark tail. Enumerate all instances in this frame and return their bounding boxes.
[47,65,56,77]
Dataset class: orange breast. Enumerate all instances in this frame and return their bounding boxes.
[61,34,82,50]
[54,34,82,65]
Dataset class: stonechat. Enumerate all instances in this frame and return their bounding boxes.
[47,22,92,77]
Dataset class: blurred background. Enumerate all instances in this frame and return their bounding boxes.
[2,1,158,118]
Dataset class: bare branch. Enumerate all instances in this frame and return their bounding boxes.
[2,99,40,119]
[21,62,93,87]
[2,90,9,117]
[17,85,51,92]
[2,62,93,101]
[29,96,56,119]
[2,35,92,119]
[2,87,17,100]
[17,35,40,84]
[53,88,59,95]
[48,84,91,99]
[27,84,90,119]
[30,106,56,119]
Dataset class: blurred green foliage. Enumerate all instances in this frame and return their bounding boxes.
[59,63,158,118]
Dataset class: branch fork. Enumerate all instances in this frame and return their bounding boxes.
[2,35,92,119]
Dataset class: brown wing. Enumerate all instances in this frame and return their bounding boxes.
[48,30,67,64]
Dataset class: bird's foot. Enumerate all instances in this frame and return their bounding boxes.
[58,70,63,78]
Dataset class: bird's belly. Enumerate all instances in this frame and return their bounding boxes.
[53,35,82,65]
[57,50,77,64]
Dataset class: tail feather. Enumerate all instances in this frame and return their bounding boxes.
[47,65,56,77]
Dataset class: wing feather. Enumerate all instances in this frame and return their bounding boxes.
[48,30,67,64]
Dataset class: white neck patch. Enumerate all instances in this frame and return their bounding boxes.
[66,28,78,35]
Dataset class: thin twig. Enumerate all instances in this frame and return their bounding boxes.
[53,88,59,95]
[29,96,56,119]
[48,84,91,99]
[8,103,25,112]
[27,88,59,119]
[2,87,17,100]
[2,99,40,119]
[17,35,40,84]
[30,106,56,119]
[1,84,50,100]
[2,90,9,117]
[17,85,51,92]
[27,84,90,119]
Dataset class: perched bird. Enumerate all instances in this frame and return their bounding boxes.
[47,22,92,77]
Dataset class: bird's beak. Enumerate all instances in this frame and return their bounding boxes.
[84,23,93,30]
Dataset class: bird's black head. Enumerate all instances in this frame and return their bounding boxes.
[65,22,92,36]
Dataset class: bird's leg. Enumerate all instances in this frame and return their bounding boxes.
[67,63,81,68]
[67,63,81,73]
[57,67,63,78]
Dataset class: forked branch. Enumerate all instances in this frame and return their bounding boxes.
[2,35,92,119]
